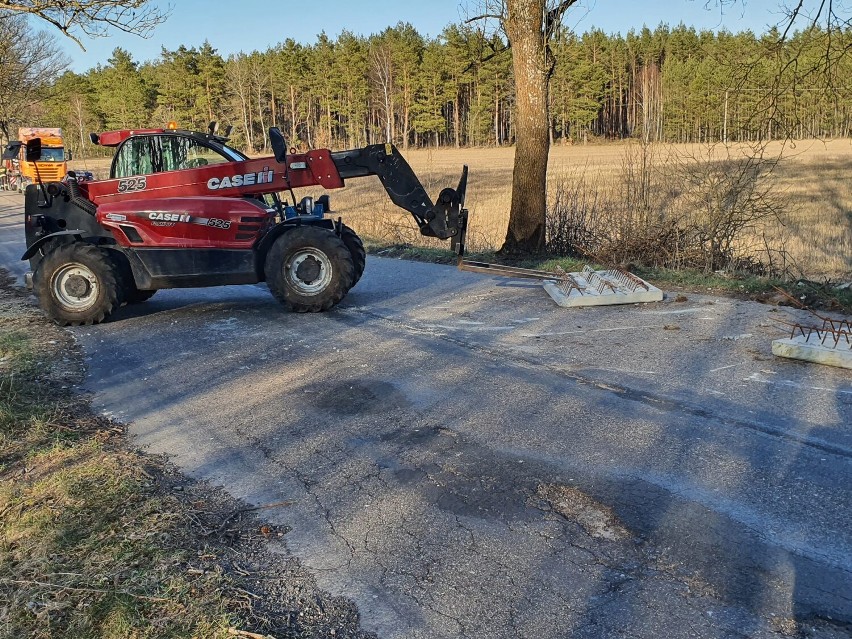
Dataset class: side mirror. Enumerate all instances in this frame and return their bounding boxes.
[25,138,42,162]
[66,150,73,161]
[269,127,288,164]
[89,132,100,145]
[2,141,21,161]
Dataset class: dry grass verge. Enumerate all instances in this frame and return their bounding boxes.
[0,274,374,639]
[240,141,848,280]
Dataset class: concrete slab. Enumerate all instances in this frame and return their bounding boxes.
[772,336,852,370]
[543,269,663,308]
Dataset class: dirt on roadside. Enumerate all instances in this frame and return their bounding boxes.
[0,271,376,639]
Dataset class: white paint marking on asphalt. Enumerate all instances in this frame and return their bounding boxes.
[429,323,516,332]
[520,324,667,338]
[745,372,852,396]
[646,308,706,315]
[598,367,659,375]
[425,324,455,331]
[710,362,748,373]
[456,320,484,326]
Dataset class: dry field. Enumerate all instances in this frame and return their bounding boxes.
[70,139,852,279]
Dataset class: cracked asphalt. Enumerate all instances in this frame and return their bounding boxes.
[2,190,851,638]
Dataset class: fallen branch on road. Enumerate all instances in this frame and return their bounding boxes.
[204,499,296,537]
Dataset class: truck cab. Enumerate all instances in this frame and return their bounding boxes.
[13,127,68,189]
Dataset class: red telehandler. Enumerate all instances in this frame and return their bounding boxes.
[18,124,468,325]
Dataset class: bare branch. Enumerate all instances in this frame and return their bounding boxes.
[545,0,580,40]
[779,0,807,41]
[0,13,68,142]
[465,12,504,22]
[0,1,170,50]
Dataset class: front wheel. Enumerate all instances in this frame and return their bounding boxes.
[34,243,124,326]
[265,226,355,312]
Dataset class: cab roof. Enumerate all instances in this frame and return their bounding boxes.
[94,129,170,147]
[92,128,232,147]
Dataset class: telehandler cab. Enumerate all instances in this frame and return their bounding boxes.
[20,124,469,325]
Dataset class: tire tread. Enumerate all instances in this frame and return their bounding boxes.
[34,242,124,326]
[265,227,354,313]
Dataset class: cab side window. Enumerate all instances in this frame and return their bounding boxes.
[112,136,156,178]
[161,136,230,171]
[111,134,231,179]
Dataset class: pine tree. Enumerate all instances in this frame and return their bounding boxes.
[91,48,150,129]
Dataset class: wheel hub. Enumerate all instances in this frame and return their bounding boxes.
[64,274,91,298]
[286,248,333,296]
[52,263,99,311]
[295,255,322,284]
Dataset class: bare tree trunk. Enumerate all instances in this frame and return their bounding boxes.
[70,94,87,161]
[500,0,550,254]
[256,84,267,152]
[289,85,297,143]
[370,46,394,143]
[269,71,276,128]
[327,95,332,147]
[206,76,214,122]
[494,76,501,146]
[403,76,411,150]
[454,86,461,148]
[233,58,254,151]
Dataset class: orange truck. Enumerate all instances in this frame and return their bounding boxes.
[8,128,70,190]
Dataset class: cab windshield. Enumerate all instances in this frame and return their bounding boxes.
[37,147,65,162]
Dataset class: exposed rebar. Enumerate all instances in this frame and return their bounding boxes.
[786,319,852,350]
[554,266,585,296]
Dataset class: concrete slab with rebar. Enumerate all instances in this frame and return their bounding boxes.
[543,266,663,308]
[772,317,852,369]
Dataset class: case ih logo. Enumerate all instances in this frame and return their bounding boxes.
[149,212,191,222]
[207,166,275,190]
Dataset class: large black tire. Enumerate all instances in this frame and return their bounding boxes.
[339,224,366,288]
[265,226,355,312]
[33,243,124,326]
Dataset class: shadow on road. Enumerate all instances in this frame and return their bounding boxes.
[77,283,852,638]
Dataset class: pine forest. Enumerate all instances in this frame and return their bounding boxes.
[6,19,852,155]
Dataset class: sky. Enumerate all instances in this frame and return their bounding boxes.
[47,0,793,72]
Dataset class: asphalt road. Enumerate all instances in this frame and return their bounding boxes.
[2,190,851,638]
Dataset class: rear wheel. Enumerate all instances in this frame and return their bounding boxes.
[339,224,366,288]
[265,226,354,312]
[34,243,124,326]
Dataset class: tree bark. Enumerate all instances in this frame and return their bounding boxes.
[501,0,550,254]
[289,85,296,143]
